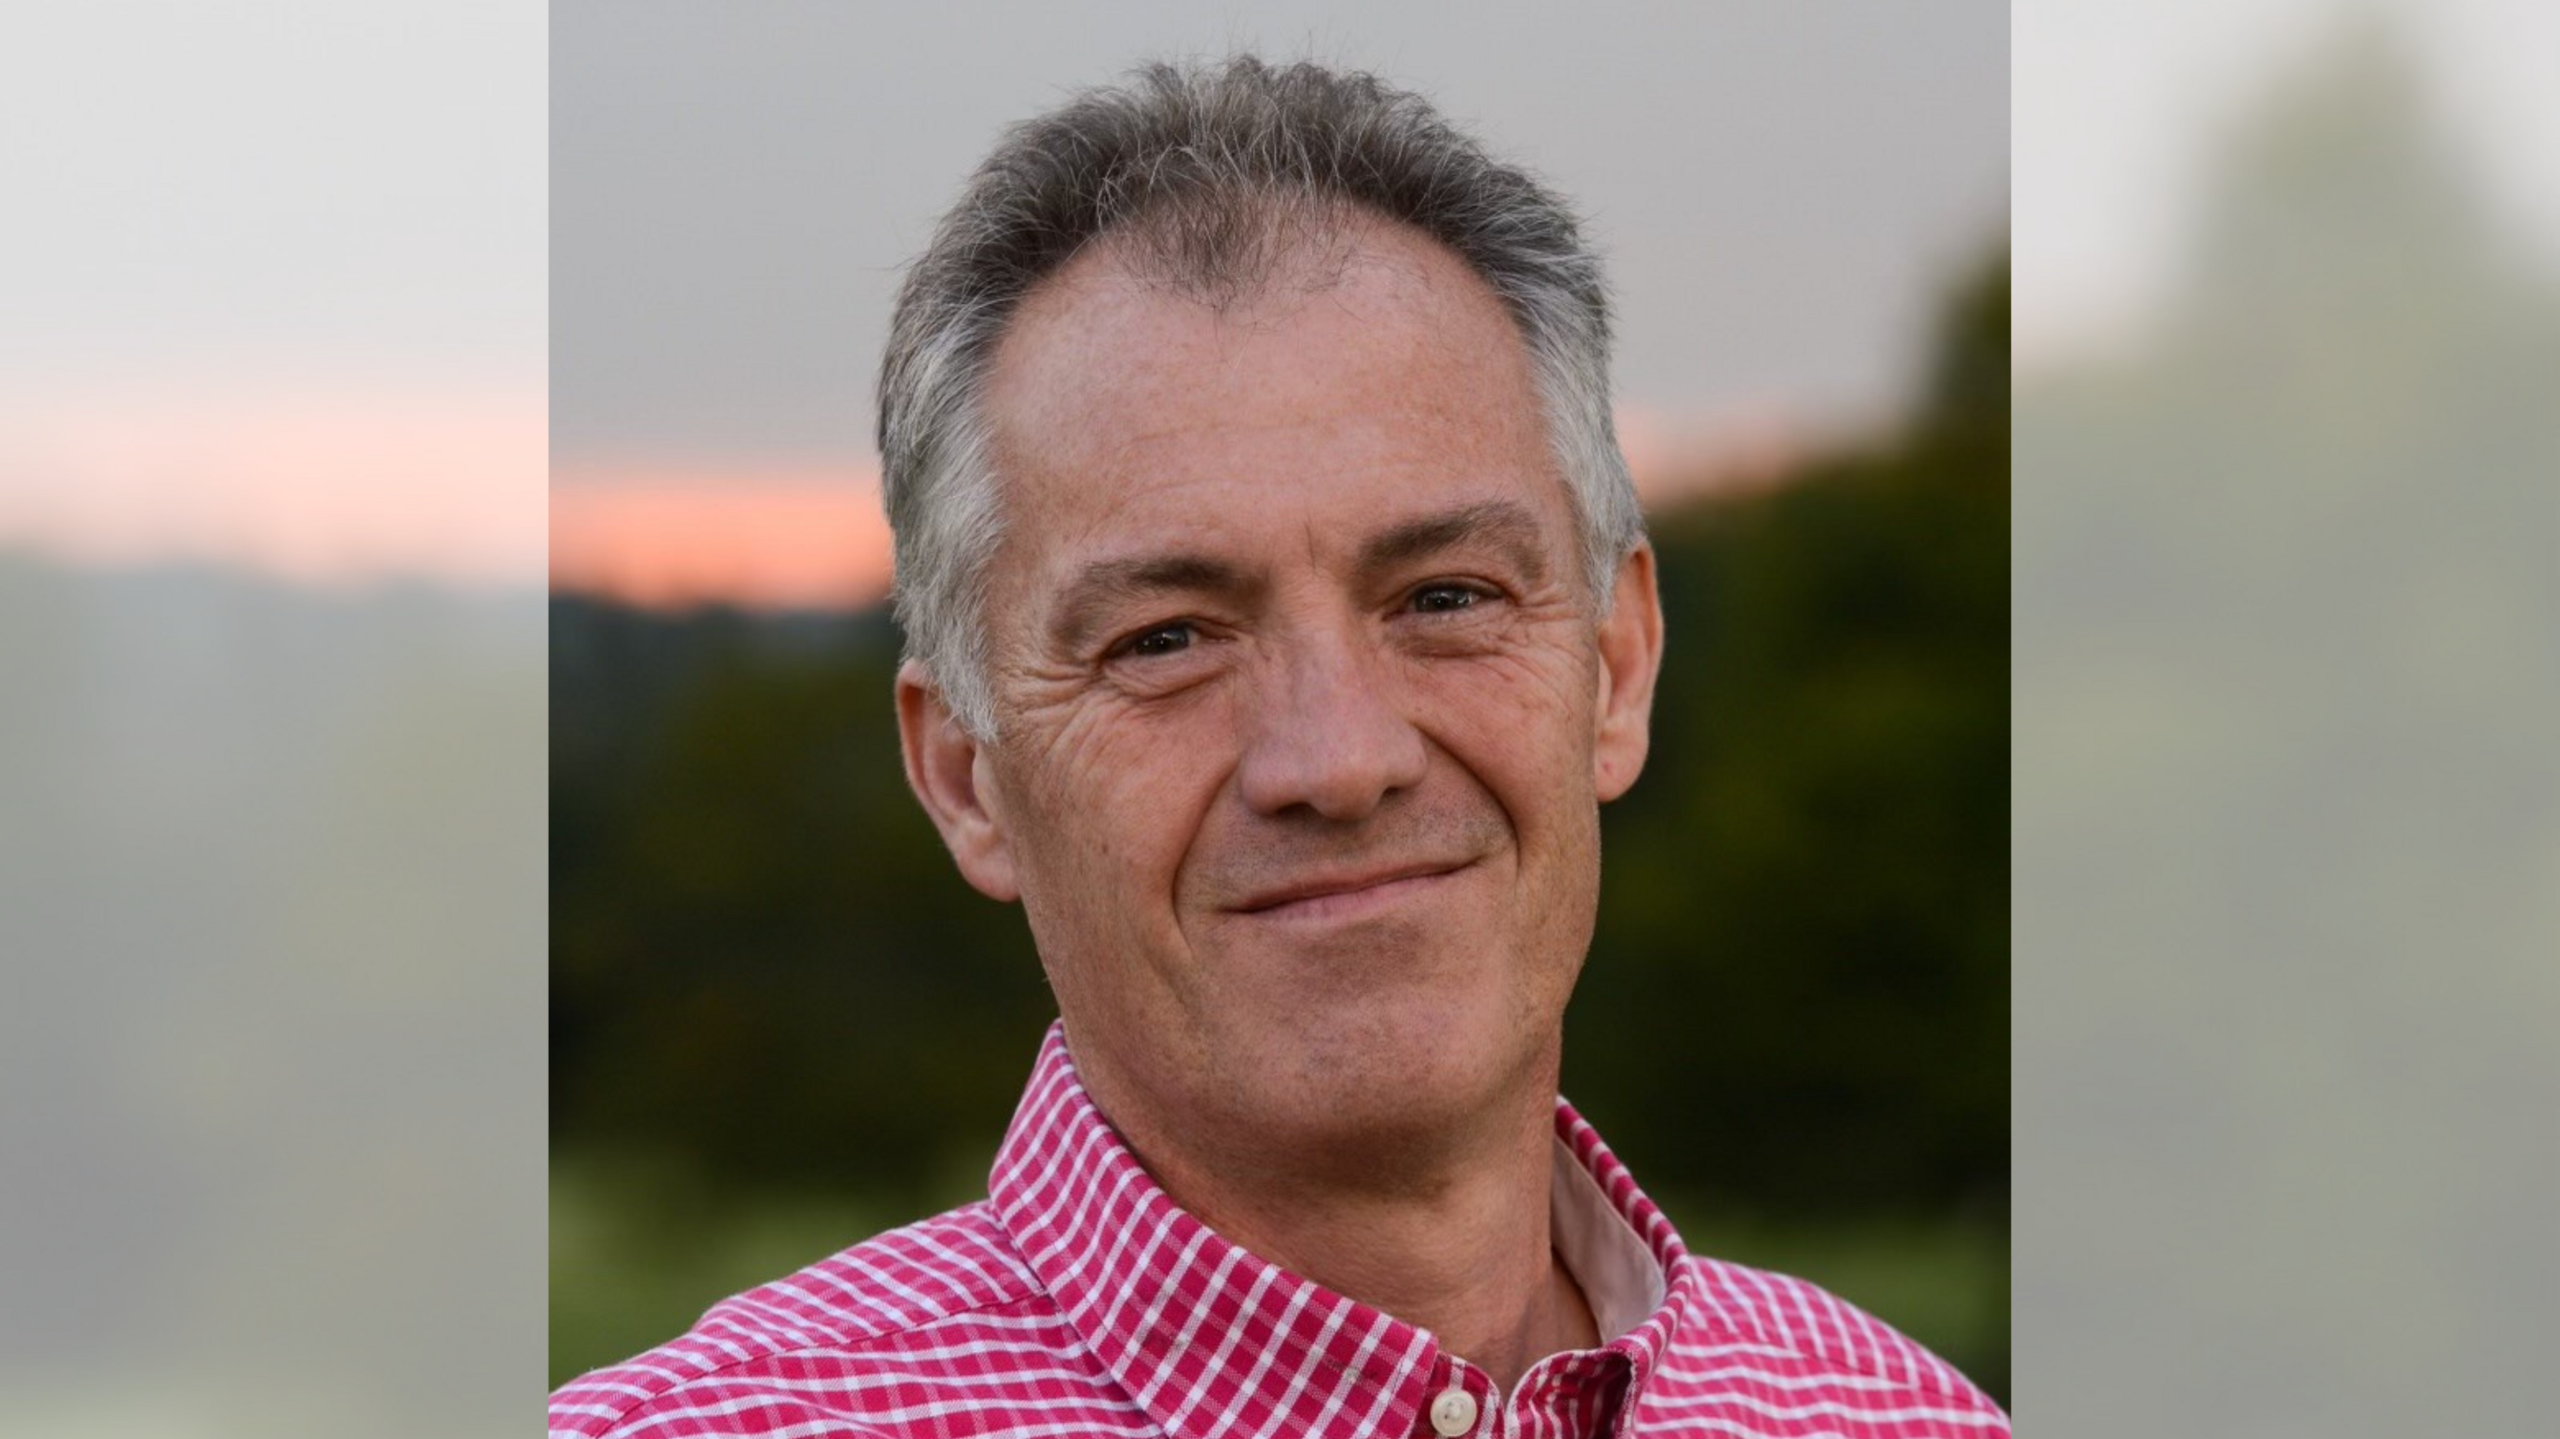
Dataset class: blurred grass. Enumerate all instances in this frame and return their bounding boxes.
[549,1146,945,1389]
[1665,1199,2011,1407]
[550,1149,2009,1409]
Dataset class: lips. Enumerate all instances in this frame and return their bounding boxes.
[1230,859,1472,916]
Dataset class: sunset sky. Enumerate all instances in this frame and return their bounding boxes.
[549,461,892,611]
[4,376,546,593]
[543,405,1807,613]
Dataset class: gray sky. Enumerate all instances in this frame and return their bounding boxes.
[551,1,2009,473]
[5,2,544,390]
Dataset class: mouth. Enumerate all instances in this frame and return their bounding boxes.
[1230,860,1475,922]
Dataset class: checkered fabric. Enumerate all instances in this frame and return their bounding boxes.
[551,1023,2009,1437]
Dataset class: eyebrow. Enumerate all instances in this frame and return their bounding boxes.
[1045,498,1554,654]
[1357,499,1551,584]
[1049,552,1260,654]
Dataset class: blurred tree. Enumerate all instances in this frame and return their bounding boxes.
[552,606,1052,1211]
[1570,254,2008,1217]
[2011,16,2560,1429]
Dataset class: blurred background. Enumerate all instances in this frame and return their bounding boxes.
[2013,0,2560,1432]
[547,0,2013,1406]
[3,6,545,1437]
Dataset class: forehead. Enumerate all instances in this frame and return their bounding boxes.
[978,219,1567,573]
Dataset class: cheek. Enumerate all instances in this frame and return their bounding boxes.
[1415,646,1600,817]
[1002,697,1235,903]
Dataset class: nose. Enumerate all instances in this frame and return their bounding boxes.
[1235,622,1429,822]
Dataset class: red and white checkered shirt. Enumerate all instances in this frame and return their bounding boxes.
[552,1024,2008,1438]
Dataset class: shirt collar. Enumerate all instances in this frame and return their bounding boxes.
[1550,1130,1668,1342]
[988,1021,1697,1439]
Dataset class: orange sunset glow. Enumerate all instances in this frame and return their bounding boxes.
[547,406,1805,614]
[0,396,1814,611]
[550,465,896,612]
[5,380,548,592]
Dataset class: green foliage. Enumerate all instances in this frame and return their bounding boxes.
[1570,257,2009,1218]
[553,609,1055,1211]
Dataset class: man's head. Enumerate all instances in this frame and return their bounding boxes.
[884,57,1664,1170]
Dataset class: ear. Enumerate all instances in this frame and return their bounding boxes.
[895,661,1021,903]
[1591,543,1666,803]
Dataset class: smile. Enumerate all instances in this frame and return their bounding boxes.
[1231,861,1474,922]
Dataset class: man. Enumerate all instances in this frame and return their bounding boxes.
[553,56,2005,1438]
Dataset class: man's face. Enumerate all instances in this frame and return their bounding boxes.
[901,220,1661,1167]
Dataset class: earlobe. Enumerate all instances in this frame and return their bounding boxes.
[895,663,1021,903]
[1592,545,1666,803]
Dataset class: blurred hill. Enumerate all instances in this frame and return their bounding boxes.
[2011,17,2560,1432]
[549,252,2011,1395]
[0,554,545,1429]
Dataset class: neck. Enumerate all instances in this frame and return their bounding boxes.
[1090,1064,1601,1393]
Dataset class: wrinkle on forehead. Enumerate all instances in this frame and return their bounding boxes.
[977,217,1563,668]
[986,216,1530,457]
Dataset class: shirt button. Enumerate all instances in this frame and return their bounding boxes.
[1429,1387,1478,1437]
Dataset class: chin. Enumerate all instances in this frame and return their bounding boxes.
[1219,995,1533,1153]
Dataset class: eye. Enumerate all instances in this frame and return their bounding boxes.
[1113,620,1196,659]
[1408,582,1489,614]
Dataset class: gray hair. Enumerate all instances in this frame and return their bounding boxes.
[878,55,1642,738]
